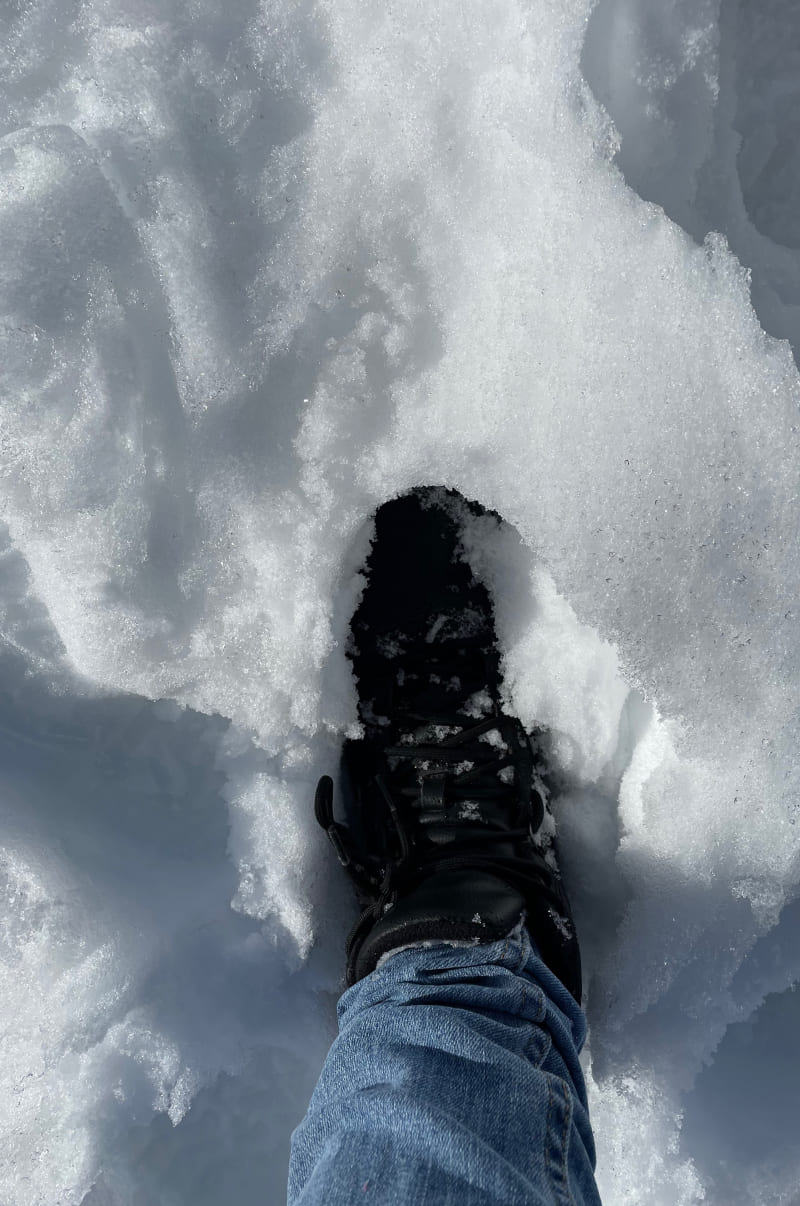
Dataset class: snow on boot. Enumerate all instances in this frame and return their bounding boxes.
[315,487,582,1002]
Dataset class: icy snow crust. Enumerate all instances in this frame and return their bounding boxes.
[1,0,799,1203]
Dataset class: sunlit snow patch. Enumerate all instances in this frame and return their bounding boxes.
[1,0,799,1203]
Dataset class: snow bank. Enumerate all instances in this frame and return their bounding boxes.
[1,0,799,1202]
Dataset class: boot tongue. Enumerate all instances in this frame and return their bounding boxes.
[351,869,530,985]
[390,717,522,856]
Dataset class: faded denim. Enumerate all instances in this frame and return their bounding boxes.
[288,924,601,1205]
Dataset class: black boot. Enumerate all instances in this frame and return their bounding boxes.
[315,487,582,1002]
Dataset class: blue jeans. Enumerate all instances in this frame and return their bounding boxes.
[288,923,601,1204]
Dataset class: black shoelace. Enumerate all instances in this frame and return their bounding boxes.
[316,690,565,983]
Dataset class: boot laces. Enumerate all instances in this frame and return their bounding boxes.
[315,629,566,980]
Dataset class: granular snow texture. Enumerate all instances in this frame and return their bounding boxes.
[1,1,799,1203]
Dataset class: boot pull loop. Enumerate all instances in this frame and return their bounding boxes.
[314,775,353,868]
[314,775,335,829]
[527,789,545,842]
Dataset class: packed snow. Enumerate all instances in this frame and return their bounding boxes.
[1,1,799,1203]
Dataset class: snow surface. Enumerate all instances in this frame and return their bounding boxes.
[1,0,800,1203]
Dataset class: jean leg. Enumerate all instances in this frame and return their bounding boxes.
[288,924,601,1206]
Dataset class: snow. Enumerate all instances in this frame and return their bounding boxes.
[1,0,800,1203]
